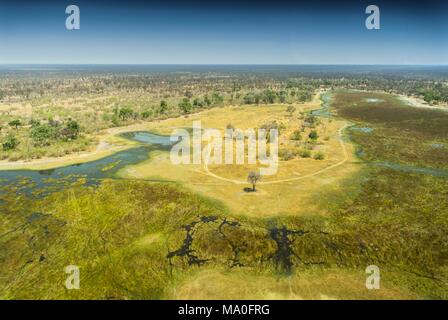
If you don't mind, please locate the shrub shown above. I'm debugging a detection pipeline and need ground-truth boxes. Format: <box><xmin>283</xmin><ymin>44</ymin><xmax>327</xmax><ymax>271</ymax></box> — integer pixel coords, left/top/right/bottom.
<box><xmin>29</xmin><ymin>119</ymin><xmax>41</xmax><ymax>127</ymax></box>
<box><xmin>118</xmin><ymin>106</ymin><xmax>134</xmax><ymax>121</ymax></box>
<box><xmin>290</xmin><ymin>130</ymin><xmax>302</xmax><ymax>141</ymax></box>
<box><xmin>159</xmin><ymin>100</ymin><xmax>168</xmax><ymax>114</ymax></box>
<box><xmin>313</xmin><ymin>152</ymin><xmax>325</xmax><ymax>160</ymax></box>
<box><xmin>304</xmin><ymin>114</ymin><xmax>319</xmax><ymax>126</ymax></box>
<box><xmin>279</xmin><ymin>149</ymin><xmax>295</xmax><ymax>161</ymax></box>
<box><xmin>111</xmin><ymin>115</ymin><xmax>120</xmax><ymax>127</ymax></box>
<box><xmin>60</xmin><ymin>119</ymin><xmax>80</xmax><ymax>141</ymax></box>
<box><xmin>178</xmin><ymin>98</ymin><xmax>192</xmax><ymax>114</ymax></box>
<box><xmin>2</xmin><ymin>134</ymin><xmax>19</xmax><ymax>151</ymax></box>
<box><xmin>212</xmin><ymin>92</ymin><xmax>224</xmax><ymax>105</ymax></box>
<box><xmin>141</xmin><ymin>110</ymin><xmax>152</xmax><ymax>119</ymax></box>
<box><xmin>193</xmin><ymin>98</ymin><xmax>204</xmax><ymax>108</ymax></box>
<box><xmin>30</xmin><ymin>124</ymin><xmax>55</xmax><ymax>146</ymax></box>
<box><xmin>286</xmin><ymin>105</ymin><xmax>296</xmax><ymax>115</ymax></box>
<box><xmin>309</xmin><ymin>130</ymin><xmax>319</xmax><ymax>140</ymax></box>
<box><xmin>299</xmin><ymin>149</ymin><xmax>311</xmax><ymax>158</ymax></box>
<box><xmin>8</xmin><ymin>119</ymin><xmax>22</xmax><ymax>129</ymax></box>
<box><xmin>261</xmin><ymin>120</ymin><xmax>285</xmax><ymax>136</ymax></box>
<box><xmin>243</xmin><ymin>92</ymin><xmax>259</xmax><ymax>104</ymax></box>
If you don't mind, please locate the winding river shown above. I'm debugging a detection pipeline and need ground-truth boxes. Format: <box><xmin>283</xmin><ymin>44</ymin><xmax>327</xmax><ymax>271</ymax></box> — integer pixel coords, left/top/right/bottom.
<box><xmin>0</xmin><ymin>132</ymin><xmax>177</xmax><ymax>196</ymax></box>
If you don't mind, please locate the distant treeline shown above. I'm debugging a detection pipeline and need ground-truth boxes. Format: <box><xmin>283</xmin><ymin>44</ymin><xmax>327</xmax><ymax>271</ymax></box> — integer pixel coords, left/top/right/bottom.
<box><xmin>0</xmin><ymin>68</ymin><xmax>447</xmax><ymax>104</ymax></box>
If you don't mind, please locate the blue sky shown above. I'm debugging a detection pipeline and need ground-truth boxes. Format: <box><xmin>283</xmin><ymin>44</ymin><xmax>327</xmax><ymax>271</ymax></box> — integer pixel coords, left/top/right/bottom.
<box><xmin>0</xmin><ymin>0</ymin><xmax>447</xmax><ymax>64</ymax></box>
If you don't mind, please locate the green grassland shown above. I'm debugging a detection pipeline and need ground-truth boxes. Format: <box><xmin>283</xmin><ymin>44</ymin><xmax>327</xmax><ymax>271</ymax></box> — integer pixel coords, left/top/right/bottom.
<box><xmin>2</xmin><ymin>172</ymin><xmax>446</xmax><ymax>299</ymax></box>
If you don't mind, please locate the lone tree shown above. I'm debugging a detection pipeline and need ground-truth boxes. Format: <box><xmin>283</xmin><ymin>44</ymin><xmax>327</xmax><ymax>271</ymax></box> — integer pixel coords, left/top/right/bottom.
<box><xmin>247</xmin><ymin>171</ymin><xmax>261</xmax><ymax>192</ymax></box>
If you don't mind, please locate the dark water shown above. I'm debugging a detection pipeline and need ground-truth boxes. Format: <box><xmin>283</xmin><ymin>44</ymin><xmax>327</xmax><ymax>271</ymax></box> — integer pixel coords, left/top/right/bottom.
<box><xmin>0</xmin><ymin>132</ymin><xmax>177</xmax><ymax>196</ymax></box>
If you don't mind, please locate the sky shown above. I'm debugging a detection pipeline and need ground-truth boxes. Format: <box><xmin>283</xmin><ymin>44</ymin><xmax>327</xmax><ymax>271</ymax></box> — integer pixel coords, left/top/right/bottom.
<box><xmin>0</xmin><ymin>0</ymin><xmax>447</xmax><ymax>65</ymax></box>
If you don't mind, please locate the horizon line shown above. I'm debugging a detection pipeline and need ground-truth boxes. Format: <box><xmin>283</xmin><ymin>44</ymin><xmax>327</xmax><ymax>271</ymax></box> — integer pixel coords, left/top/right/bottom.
<box><xmin>1</xmin><ymin>63</ymin><xmax>447</xmax><ymax>67</ymax></box>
